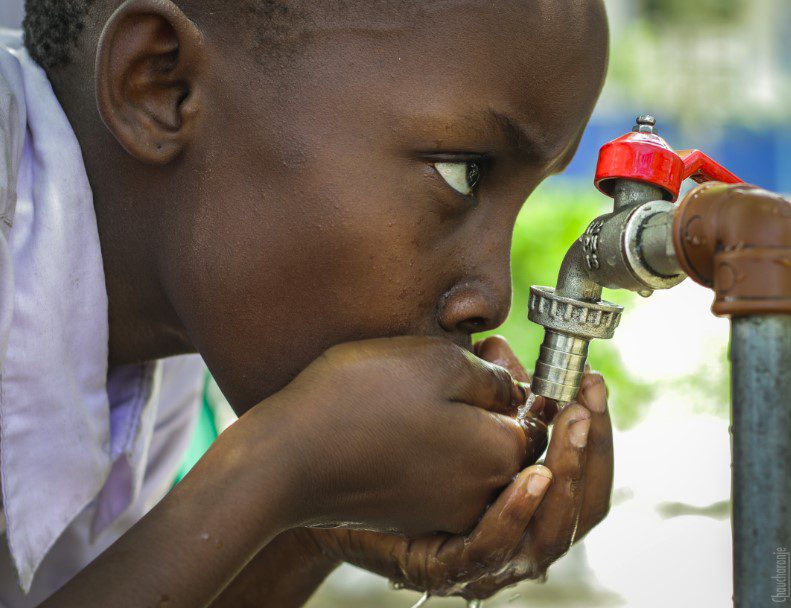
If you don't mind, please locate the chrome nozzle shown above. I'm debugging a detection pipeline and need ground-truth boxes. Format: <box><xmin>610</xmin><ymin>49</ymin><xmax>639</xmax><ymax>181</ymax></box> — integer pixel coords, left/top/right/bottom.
<box><xmin>528</xmin><ymin>286</ymin><xmax>623</xmax><ymax>402</ymax></box>
<box><xmin>531</xmin><ymin>330</ymin><xmax>591</xmax><ymax>403</ymax></box>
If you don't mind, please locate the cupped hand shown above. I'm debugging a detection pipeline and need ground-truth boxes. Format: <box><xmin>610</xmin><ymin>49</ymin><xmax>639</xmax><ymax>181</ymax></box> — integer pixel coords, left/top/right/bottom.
<box><xmin>266</xmin><ymin>336</ymin><xmax>535</xmax><ymax>536</ymax></box>
<box><xmin>297</xmin><ymin>336</ymin><xmax>614</xmax><ymax>600</ymax></box>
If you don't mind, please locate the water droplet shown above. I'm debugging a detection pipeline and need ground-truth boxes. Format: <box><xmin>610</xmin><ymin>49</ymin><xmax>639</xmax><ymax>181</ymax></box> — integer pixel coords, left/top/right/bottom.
<box><xmin>517</xmin><ymin>392</ymin><xmax>537</xmax><ymax>421</ymax></box>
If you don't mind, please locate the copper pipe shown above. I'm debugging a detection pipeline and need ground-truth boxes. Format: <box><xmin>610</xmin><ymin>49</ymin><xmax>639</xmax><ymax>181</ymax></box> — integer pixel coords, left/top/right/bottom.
<box><xmin>673</xmin><ymin>182</ymin><xmax>791</xmax><ymax>317</ymax></box>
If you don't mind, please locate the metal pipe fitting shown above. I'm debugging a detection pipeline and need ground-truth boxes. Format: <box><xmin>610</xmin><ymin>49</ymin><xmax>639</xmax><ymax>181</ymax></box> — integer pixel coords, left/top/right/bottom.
<box><xmin>673</xmin><ymin>182</ymin><xmax>791</xmax><ymax>316</ymax></box>
<box><xmin>529</xmin><ymin>174</ymin><xmax>687</xmax><ymax>403</ymax></box>
<box><xmin>528</xmin><ymin>285</ymin><xmax>622</xmax><ymax>402</ymax></box>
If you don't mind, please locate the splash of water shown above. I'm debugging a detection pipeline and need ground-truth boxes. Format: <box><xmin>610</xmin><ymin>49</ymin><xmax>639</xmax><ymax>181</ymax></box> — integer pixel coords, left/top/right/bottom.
<box><xmin>516</xmin><ymin>392</ymin><xmax>537</xmax><ymax>422</ymax></box>
<box><xmin>410</xmin><ymin>591</ymin><xmax>431</xmax><ymax>607</ymax></box>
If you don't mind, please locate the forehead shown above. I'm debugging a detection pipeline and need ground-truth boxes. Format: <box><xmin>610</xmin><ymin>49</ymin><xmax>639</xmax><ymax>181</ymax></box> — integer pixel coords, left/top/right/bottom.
<box><xmin>233</xmin><ymin>0</ymin><xmax>607</xmax><ymax>161</ymax></box>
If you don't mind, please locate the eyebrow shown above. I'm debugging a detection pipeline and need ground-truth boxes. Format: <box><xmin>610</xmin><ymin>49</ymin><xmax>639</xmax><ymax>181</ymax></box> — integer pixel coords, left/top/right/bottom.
<box><xmin>488</xmin><ymin>110</ymin><xmax>568</xmax><ymax>167</ymax></box>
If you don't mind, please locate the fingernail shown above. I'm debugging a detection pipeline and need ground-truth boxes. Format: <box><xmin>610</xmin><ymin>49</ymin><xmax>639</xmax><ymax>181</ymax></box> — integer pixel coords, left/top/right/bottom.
<box><xmin>569</xmin><ymin>417</ymin><xmax>591</xmax><ymax>448</ymax></box>
<box><xmin>527</xmin><ymin>470</ymin><xmax>552</xmax><ymax>497</ymax></box>
<box><xmin>512</xmin><ymin>379</ymin><xmax>529</xmax><ymax>405</ymax></box>
<box><xmin>582</xmin><ymin>379</ymin><xmax>607</xmax><ymax>414</ymax></box>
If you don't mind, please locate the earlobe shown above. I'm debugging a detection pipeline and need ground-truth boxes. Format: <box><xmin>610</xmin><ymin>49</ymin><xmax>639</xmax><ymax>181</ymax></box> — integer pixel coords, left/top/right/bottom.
<box><xmin>95</xmin><ymin>0</ymin><xmax>204</xmax><ymax>164</ymax></box>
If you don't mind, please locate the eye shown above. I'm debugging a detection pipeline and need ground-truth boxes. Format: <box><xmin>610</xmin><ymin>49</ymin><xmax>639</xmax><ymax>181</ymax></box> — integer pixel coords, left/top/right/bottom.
<box><xmin>434</xmin><ymin>161</ymin><xmax>482</xmax><ymax>196</ymax></box>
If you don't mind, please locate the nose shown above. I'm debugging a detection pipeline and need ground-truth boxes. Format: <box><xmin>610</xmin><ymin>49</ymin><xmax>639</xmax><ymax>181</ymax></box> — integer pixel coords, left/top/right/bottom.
<box><xmin>437</xmin><ymin>279</ymin><xmax>512</xmax><ymax>336</ymax></box>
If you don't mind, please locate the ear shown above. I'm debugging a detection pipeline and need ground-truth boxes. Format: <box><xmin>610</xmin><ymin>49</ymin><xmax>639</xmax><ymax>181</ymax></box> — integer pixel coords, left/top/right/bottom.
<box><xmin>95</xmin><ymin>0</ymin><xmax>205</xmax><ymax>164</ymax></box>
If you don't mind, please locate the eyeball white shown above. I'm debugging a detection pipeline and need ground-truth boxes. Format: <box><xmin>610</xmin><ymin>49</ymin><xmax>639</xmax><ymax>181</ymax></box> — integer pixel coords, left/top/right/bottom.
<box><xmin>434</xmin><ymin>161</ymin><xmax>480</xmax><ymax>196</ymax></box>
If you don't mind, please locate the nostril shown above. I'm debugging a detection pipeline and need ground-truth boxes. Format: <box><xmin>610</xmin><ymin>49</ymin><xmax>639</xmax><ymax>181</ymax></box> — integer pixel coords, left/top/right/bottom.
<box><xmin>464</xmin><ymin>317</ymin><xmax>487</xmax><ymax>330</ymax></box>
<box><xmin>438</xmin><ymin>283</ymin><xmax>508</xmax><ymax>335</ymax></box>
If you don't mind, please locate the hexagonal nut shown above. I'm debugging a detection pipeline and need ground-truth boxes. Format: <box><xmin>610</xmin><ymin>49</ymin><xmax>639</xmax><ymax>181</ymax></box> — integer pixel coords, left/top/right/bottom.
<box><xmin>528</xmin><ymin>286</ymin><xmax>624</xmax><ymax>340</ymax></box>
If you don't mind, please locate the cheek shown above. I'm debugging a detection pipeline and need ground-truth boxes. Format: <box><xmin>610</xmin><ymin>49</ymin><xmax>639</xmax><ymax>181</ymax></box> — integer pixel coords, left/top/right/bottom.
<box><xmin>162</xmin><ymin>160</ymin><xmax>458</xmax><ymax>409</ymax></box>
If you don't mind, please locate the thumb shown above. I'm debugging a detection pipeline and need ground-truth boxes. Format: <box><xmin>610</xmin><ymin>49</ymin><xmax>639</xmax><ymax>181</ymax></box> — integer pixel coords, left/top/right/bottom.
<box><xmin>475</xmin><ymin>335</ymin><xmax>530</xmax><ymax>382</ymax></box>
<box><xmin>476</xmin><ymin>335</ymin><xmax>558</xmax><ymax>424</ymax></box>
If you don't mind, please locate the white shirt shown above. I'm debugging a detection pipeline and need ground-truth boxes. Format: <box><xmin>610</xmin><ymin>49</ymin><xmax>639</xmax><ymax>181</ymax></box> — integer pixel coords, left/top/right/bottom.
<box><xmin>0</xmin><ymin>32</ymin><xmax>205</xmax><ymax>606</ymax></box>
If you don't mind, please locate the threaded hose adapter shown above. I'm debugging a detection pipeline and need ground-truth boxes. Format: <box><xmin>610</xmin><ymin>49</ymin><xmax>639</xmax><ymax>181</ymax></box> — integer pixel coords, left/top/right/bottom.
<box><xmin>528</xmin><ymin>286</ymin><xmax>623</xmax><ymax>402</ymax></box>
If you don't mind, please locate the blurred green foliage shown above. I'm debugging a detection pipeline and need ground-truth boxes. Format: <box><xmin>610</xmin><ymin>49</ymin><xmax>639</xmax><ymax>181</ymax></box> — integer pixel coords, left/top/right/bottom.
<box><xmin>640</xmin><ymin>0</ymin><xmax>741</xmax><ymax>22</ymax></box>
<box><xmin>477</xmin><ymin>182</ymin><xmax>656</xmax><ymax>430</ymax></box>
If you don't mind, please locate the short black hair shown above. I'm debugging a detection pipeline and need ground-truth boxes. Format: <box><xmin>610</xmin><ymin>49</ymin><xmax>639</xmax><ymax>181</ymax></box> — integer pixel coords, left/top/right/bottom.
<box><xmin>23</xmin><ymin>0</ymin><xmax>293</xmax><ymax>70</ymax></box>
<box><xmin>23</xmin><ymin>0</ymin><xmax>95</xmax><ymax>69</ymax></box>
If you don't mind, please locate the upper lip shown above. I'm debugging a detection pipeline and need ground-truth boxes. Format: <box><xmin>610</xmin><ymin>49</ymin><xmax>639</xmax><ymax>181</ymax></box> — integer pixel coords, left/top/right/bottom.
<box><xmin>451</xmin><ymin>333</ymin><xmax>474</xmax><ymax>353</ymax></box>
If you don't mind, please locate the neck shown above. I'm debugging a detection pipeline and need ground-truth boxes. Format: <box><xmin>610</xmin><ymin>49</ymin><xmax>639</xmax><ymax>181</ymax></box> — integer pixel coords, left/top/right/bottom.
<box><xmin>49</xmin><ymin>66</ymin><xmax>195</xmax><ymax>366</ymax></box>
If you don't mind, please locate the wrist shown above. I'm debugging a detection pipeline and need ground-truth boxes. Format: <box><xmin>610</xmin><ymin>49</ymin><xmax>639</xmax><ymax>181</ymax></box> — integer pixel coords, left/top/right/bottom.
<box><xmin>199</xmin><ymin>394</ymin><xmax>309</xmax><ymax>539</ymax></box>
<box><xmin>209</xmin><ymin>529</ymin><xmax>340</xmax><ymax>608</ymax></box>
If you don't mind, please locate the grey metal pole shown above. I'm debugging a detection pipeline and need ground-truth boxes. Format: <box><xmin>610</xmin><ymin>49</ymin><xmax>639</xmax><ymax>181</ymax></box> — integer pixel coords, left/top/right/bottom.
<box><xmin>731</xmin><ymin>314</ymin><xmax>791</xmax><ymax>606</ymax></box>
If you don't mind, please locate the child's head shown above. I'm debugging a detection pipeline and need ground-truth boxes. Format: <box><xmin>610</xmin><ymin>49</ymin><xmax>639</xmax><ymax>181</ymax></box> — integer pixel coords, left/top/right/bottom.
<box><xmin>27</xmin><ymin>0</ymin><xmax>608</xmax><ymax>410</ymax></box>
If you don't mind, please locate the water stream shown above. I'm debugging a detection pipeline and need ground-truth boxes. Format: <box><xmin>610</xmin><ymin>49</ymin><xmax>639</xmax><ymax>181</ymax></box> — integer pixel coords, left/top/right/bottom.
<box><xmin>408</xmin><ymin>593</ymin><xmax>482</xmax><ymax>608</ymax></box>
<box><xmin>516</xmin><ymin>392</ymin><xmax>537</xmax><ymax>422</ymax></box>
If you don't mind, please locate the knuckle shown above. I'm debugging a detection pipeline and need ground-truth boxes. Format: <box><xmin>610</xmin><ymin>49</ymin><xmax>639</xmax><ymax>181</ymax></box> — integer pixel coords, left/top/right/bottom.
<box><xmin>319</xmin><ymin>342</ymin><xmax>357</xmax><ymax>371</ymax></box>
<box><xmin>466</xmin><ymin>544</ymin><xmax>507</xmax><ymax>571</ymax></box>
<box><xmin>425</xmin><ymin>339</ymin><xmax>466</xmax><ymax>375</ymax></box>
<box><xmin>487</xmin><ymin>451</ymin><xmax>520</xmax><ymax>488</ymax></box>
<box><xmin>562</xmin><ymin>402</ymin><xmax>590</xmax><ymax>422</ymax></box>
<box><xmin>493</xmin><ymin>367</ymin><xmax>514</xmax><ymax>405</ymax></box>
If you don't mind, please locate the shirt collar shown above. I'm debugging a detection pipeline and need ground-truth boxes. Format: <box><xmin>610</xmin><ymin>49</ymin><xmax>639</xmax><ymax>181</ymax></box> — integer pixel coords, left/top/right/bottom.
<box><xmin>0</xmin><ymin>41</ymin><xmax>156</xmax><ymax>593</ymax></box>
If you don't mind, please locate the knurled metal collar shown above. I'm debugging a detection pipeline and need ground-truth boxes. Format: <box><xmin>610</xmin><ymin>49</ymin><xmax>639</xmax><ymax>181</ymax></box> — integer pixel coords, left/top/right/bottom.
<box><xmin>528</xmin><ymin>286</ymin><xmax>624</xmax><ymax>340</ymax></box>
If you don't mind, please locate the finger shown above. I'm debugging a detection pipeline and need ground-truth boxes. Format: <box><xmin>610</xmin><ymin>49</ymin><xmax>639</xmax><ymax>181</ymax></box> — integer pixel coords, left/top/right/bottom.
<box><xmin>475</xmin><ymin>336</ymin><xmax>531</xmax><ymax>417</ymax></box>
<box><xmin>523</xmin><ymin>365</ymin><xmax>592</xmax><ymax>426</ymax></box>
<box><xmin>518</xmin><ymin>414</ymin><xmax>549</xmax><ymax>464</ymax></box>
<box><xmin>525</xmin><ymin>395</ymin><xmax>559</xmax><ymax>426</ymax></box>
<box><xmin>524</xmin><ymin>403</ymin><xmax>590</xmax><ymax>573</ymax></box>
<box><xmin>461</xmin><ymin>464</ymin><xmax>553</xmax><ymax>572</ymax></box>
<box><xmin>473</xmin><ymin>336</ymin><xmax>559</xmax><ymax>424</ymax></box>
<box><xmin>475</xmin><ymin>335</ymin><xmax>530</xmax><ymax>382</ymax></box>
<box><xmin>449</xmin><ymin>347</ymin><xmax>526</xmax><ymax>414</ymax></box>
<box><xmin>574</xmin><ymin>371</ymin><xmax>614</xmax><ymax>539</ymax></box>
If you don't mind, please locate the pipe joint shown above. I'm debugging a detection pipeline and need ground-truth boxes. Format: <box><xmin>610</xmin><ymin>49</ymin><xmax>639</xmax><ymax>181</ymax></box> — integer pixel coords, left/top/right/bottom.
<box><xmin>673</xmin><ymin>182</ymin><xmax>791</xmax><ymax>316</ymax></box>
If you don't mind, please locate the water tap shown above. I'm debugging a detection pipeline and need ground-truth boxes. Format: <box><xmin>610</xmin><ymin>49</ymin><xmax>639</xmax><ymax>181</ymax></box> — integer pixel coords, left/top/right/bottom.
<box><xmin>528</xmin><ymin>115</ymin><xmax>743</xmax><ymax>403</ymax></box>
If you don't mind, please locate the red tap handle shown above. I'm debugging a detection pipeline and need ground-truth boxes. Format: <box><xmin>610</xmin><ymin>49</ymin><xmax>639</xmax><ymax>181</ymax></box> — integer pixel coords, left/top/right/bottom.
<box><xmin>677</xmin><ymin>149</ymin><xmax>742</xmax><ymax>185</ymax></box>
